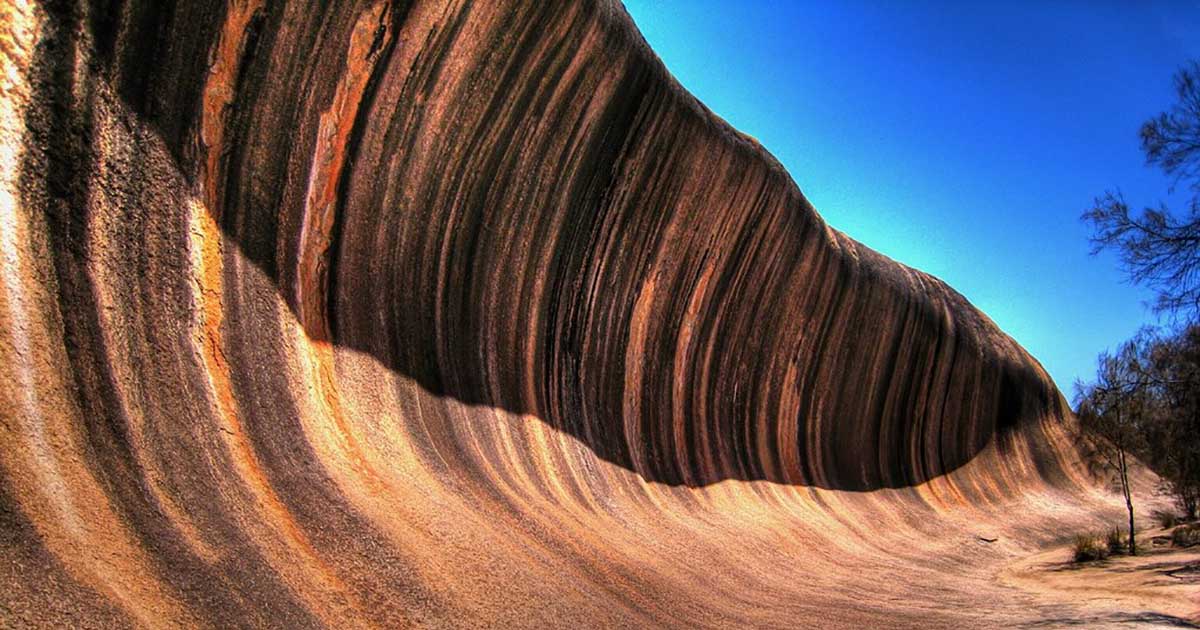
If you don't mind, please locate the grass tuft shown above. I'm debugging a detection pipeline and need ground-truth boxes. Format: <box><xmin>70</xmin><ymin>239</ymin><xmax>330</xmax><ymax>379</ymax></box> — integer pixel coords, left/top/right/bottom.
<box><xmin>1106</xmin><ymin>527</ymin><xmax>1129</xmax><ymax>554</ymax></box>
<box><xmin>1072</xmin><ymin>532</ymin><xmax>1110</xmax><ymax>563</ymax></box>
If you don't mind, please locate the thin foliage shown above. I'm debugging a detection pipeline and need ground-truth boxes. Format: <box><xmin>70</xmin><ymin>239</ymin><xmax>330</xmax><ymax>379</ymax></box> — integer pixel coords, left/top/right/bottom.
<box><xmin>1084</xmin><ymin>61</ymin><xmax>1200</xmax><ymax>319</ymax></box>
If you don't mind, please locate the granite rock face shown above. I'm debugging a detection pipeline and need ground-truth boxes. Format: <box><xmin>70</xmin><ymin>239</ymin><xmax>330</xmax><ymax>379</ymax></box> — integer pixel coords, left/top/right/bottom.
<box><xmin>1</xmin><ymin>1</ymin><xmax>1115</xmax><ymax>627</ymax></box>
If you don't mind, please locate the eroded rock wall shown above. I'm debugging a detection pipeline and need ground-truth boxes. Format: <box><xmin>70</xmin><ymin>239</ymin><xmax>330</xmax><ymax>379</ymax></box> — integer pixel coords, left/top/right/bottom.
<box><xmin>1</xmin><ymin>1</ymin><xmax>1113</xmax><ymax>627</ymax></box>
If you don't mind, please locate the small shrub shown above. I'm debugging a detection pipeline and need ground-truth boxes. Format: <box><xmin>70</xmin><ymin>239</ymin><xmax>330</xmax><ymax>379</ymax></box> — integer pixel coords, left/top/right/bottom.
<box><xmin>1106</xmin><ymin>527</ymin><xmax>1129</xmax><ymax>555</ymax></box>
<box><xmin>1155</xmin><ymin>510</ymin><xmax>1179</xmax><ymax>529</ymax></box>
<box><xmin>1073</xmin><ymin>533</ymin><xmax>1110</xmax><ymax>562</ymax></box>
<box><xmin>1173</xmin><ymin>523</ymin><xmax>1200</xmax><ymax>548</ymax></box>
<box><xmin>1169</xmin><ymin>481</ymin><xmax>1199</xmax><ymax>523</ymax></box>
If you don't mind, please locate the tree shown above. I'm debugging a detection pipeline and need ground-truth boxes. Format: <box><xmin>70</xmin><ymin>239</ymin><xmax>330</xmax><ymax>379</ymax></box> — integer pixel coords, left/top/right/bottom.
<box><xmin>1140</xmin><ymin>325</ymin><xmax>1200</xmax><ymax>520</ymax></box>
<box><xmin>1080</xmin><ymin>60</ymin><xmax>1200</xmax><ymax>536</ymax></box>
<box><xmin>1075</xmin><ymin>338</ymin><xmax>1150</xmax><ymax>555</ymax></box>
<box><xmin>1084</xmin><ymin>61</ymin><xmax>1200</xmax><ymax>320</ymax></box>
<box><xmin>1079</xmin><ymin>325</ymin><xmax>1200</xmax><ymax>527</ymax></box>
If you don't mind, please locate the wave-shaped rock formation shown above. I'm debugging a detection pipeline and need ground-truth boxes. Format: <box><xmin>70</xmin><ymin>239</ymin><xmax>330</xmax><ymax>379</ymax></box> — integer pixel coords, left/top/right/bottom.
<box><xmin>1</xmin><ymin>1</ymin><xmax>1130</xmax><ymax>627</ymax></box>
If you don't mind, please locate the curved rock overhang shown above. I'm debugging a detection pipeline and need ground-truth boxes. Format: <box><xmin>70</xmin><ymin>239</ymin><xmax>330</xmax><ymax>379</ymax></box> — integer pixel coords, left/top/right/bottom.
<box><xmin>0</xmin><ymin>1</ymin><xmax>1117</xmax><ymax>627</ymax></box>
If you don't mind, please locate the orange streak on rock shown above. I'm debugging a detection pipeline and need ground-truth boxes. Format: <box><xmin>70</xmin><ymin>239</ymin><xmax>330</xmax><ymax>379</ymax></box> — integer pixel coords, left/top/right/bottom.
<box><xmin>195</xmin><ymin>11</ymin><xmax>331</xmax><ymax>592</ymax></box>
<box><xmin>191</xmin><ymin>6</ymin><xmax>407</xmax><ymax>621</ymax></box>
<box><xmin>292</xmin><ymin>2</ymin><xmax>397</xmax><ymax>499</ymax></box>
<box><xmin>672</xmin><ymin>262</ymin><xmax>714</xmax><ymax>486</ymax></box>
<box><xmin>297</xmin><ymin>1</ymin><xmax>393</xmax><ymax>340</ymax></box>
<box><xmin>200</xmin><ymin>0</ymin><xmax>263</xmax><ymax>211</ymax></box>
<box><xmin>302</xmin><ymin>338</ymin><xmax>387</xmax><ymax>496</ymax></box>
<box><xmin>189</xmin><ymin>201</ymin><xmax>365</xmax><ymax>627</ymax></box>
<box><xmin>623</xmin><ymin>272</ymin><xmax>655</xmax><ymax>475</ymax></box>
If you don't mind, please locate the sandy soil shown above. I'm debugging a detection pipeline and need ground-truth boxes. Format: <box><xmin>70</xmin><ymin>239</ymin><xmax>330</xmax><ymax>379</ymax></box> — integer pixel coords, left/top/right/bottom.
<box><xmin>1000</xmin><ymin>527</ymin><xmax>1200</xmax><ymax>628</ymax></box>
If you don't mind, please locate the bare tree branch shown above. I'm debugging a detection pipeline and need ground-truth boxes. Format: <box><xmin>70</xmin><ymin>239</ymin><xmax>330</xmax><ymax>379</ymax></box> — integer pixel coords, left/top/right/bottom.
<box><xmin>1084</xmin><ymin>61</ymin><xmax>1200</xmax><ymax>320</ymax></box>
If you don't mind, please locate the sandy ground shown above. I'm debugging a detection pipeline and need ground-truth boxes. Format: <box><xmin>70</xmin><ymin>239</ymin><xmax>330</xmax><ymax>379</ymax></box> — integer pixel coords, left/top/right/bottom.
<box><xmin>1000</xmin><ymin>527</ymin><xmax>1200</xmax><ymax>628</ymax></box>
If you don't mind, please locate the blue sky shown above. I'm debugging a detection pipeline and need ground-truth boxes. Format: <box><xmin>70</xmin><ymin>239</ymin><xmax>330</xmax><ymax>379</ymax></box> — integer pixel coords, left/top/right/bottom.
<box><xmin>622</xmin><ymin>1</ymin><xmax>1200</xmax><ymax>392</ymax></box>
